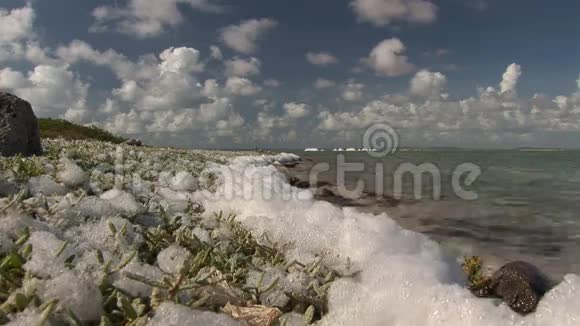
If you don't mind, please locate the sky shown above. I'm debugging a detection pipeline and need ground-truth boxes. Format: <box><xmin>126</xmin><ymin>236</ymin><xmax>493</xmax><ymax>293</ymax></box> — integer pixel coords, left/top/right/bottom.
<box><xmin>1</xmin><ymin>0</ymin><xmax>580</xmax><ymax>149</ymax></box>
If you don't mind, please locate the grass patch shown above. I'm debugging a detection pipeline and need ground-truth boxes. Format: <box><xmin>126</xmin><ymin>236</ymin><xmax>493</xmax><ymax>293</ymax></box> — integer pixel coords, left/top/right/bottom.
<box><xmin>38</xmin><ymin>118</ymin><xmax>127</xmax><ymax>144</ymax></box>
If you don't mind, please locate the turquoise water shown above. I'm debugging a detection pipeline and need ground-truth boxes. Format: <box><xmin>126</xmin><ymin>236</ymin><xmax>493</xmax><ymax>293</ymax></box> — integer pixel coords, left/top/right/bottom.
<box><xmin>293</xmin><ymin>150</ymin><xmax>580</xmax><ymax>278</ymax></box>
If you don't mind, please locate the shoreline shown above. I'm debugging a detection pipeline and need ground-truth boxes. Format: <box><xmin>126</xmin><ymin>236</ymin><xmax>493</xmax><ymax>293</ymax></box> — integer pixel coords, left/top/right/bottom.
<box><xmin>276</xmin><ymin>156</ymin><xmax>571</xmax><ymax>281</ymax></box>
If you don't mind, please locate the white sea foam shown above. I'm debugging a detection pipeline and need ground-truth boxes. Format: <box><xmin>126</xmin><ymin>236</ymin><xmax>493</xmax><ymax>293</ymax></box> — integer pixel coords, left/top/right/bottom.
<box><xmin>203</xmin><ymin>153</ymin><xmax>580</xmax><ymax>326</ymax></box>
<box><xmin>57</xmin><ymin>158</ymin><xmax>88</xmax><ymax>189</ymax></box>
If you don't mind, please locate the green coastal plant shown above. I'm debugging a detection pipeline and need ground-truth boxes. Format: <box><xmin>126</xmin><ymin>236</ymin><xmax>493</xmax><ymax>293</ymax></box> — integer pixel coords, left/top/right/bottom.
<box><xmin>462</xmin><ymin>256</ymin><xmax>488</xmax><ymax>289</ymax></box>
<box><xmin>0</xmin><ymin>155</ymin><xmax>45</xmax><ymax>181</ymax></box>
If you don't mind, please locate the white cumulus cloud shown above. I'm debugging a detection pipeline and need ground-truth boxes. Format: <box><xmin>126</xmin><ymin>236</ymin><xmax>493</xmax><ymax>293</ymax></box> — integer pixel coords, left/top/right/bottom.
<box><xmin>410</xmin><ymin>70</ymin><xmax>447</xmax><ymax>97</ymax></box>
<box><xmin>0</xmin><ymin>64</ymin><xmax>90</xmax><ymax>119</ymax></box>
<box><xmin>159</xmin><ymin>47</ymin><xmax>204</xmax><ymax>74</ymax></box>
<box><xmin>342</xmin><ymin>80</ymin><xmax>365</xmax><ymax>101</ymax></box>
<box><xmin>306</xmin><ymin>52</ymin><xmax>338</xmax><ymax>66</ymax></box>
<box><xmin>220</xmin><ymin>18</ymin><xmax>277</xmax><ymax>54</ymax></box>
<box><xmin>363</xmin><ymin>38</ymin><xmax>414</xmax><ymax>77</ymax></box>
<box><xmin>500</xmin><ymin>63</ymin><xmax>522</xmax><ymax>93</ymax></box>
<box><xmin>284</xmin><ymin>102</ymin><xmax>310</xmax><ymax>119</ymax></box>
<box><xmin>0</xmin><ymin>5</ymin><xmax>35</xmax><ymax>43</ymax></box>
<box><xmin>209</xmin><ymin>45</ymin><xmax>223</xmax><ymax>60</ymax></box>
<box><xmin>91</xmin><ymin>0</ymin><xmax>225</xmax><ymax>38</ymax></box>
<box><xmin>225</xmin><ymin>77</ymin><xmax>262</xmax><ymax>96</ymax></box>
<box><xmin>315</xmin><ymin>78</ymin><xmax>336</xmax><ymax>89</ymax></box>
<box><xmin>224</xmin><ymin>57</ymin><xmax>261</xmax><ymax>77</ymax></box>
<box><xmin>350</xmin><ymin>0</ymin><xmax>437</xmax><ymax>26</ymax></box>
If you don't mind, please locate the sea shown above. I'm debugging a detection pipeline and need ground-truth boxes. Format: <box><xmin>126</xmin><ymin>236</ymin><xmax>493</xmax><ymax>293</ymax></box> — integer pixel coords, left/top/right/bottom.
<box><xmin>287</xmin><ymin>149</ymin><xmax>580</xmax><ymax>279</ymax></box>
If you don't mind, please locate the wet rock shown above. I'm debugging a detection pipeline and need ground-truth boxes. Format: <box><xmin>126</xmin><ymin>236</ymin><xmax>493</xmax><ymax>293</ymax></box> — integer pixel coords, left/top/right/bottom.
<box><xmin>0</xmin><ymin>92</ymin><xmax>43</xmax><ymax>157</ymax></box>
<box><xmin>470</xmin><ymin>261</ymin><xmax>553</xmax><ymax>314</ymax></box>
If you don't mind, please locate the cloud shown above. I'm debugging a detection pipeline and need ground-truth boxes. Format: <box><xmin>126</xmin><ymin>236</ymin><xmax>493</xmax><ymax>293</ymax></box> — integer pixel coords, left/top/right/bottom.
<box><xmin>220</xmin><ymin>18</ymin><xmax>277</xmax><ymax>54</ymax></box>
<box><xmin>210</xmin><ymin>45</ymin><xmax>223</xmax><ymax>60</ymax></box>
<box><xmin>342</xmin><ymin>80</ymin><xmax>365</xmax><ymax>101</ymax></box>
<box><xmin>306</xmin><ymin>52</ymin><xmax>338</xmax><ymax>66</ymax></box>
<box><xmin>159</xmin><ymin>47</ymin><xmax>204</xmax><ymax>74</ymax></box>
<box><xmin>410</xmin><ymin>70</ymin><xmax>447</xmax><ymax>98</ymax></box>
<box><xmin>101</xmin><ymin>95</ymin><xmax>246</xmax><ymax>136</ymax></box>
<box><xmin>0</xmin><ymin>68</ymin><xmax>29</xmax><ymax>89</ymax></box>
<box><xmin>0</xmin><ymin>64</ymin><xmax>89</xmax><ymax>119</ymax></box>
<box><xmin>0</xmin><ymin>5</ymin><xmax>35</xmax><ymax>43</ymax></box>
<box><xmin>56</xmin><ymin>40</ymin><xmax>155</xmax><ymax>81</ymax></box>
<box><xmin>225</xmin><ymin>77</ymin><xmax>262</xmax><ymax>96</ymax></box>
<box><xmin>264</xmin><ymin>79</ymin><xmax>281</xmax><ymax>87</ymax></box>
<box><xmin>423</xmin><ymin>48</ymin><xmax>450</xmax><ymax>57</ymax></box>
<box><xmin>350</xmin><ymin>0</ymin><xmax>437</xmax><ymax>26</ymax></box>
<box><xmin>500</xmin><ymin>63</ymin><xmax>522</xmax><ymax>94</ymax></box>
<box><xmin>314</xmin><ymin>78</ymin><xmax>336</xmax><ymax>89</ymax></box>
<box><xmin>58</xmin><ymin>42</ymin><xmax>206</xmax><ymax>110</ymax></box>
<box><xmin>90</xmin><ymin>0</ymin><xmax>225</xmax><ymax>38</ymax></box>
<box><xmin>253</xmin><ymin>102</ymin><xmax>311</xmax><ymax>139</ymax></box>
<box><xmin>363</xmin><ymin>38</ymin><xmax>414</xmax><ymax>77</ymax></box>
<box><xmin>224</xmin><ymin>57</ymin><xmax>261</xmax><ymax>77</ymax></box>
<box><xmin>284</xmin><ymin>102</ymin><xmax>310</xmax><ymax>119</ymax></box>
<box><xmin>0</xmin><ymin>5</ymin><xmax>41</xmax><ymax>63</ymax></box>
<box><xmin>316</xmin><ymin>67</ymin><xmax>580</xmax><ymax>147</ymax></box>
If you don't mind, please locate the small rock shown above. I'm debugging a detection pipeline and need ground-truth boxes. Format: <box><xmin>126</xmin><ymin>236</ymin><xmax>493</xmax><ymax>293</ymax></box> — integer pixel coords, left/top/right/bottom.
<box><xmin>0</xmin><ymin>178</ymin><xmax>22</xmax><ymax>196</ymax></box>
<box><xmin>470</xmin><ymin>261</ymin><xmax>553</xmax><ymax>314</ymax></box>
<box><xmin>0</xmin><ymin>92</ymin><xmax>43</xmax><ymax>157</ymax></box>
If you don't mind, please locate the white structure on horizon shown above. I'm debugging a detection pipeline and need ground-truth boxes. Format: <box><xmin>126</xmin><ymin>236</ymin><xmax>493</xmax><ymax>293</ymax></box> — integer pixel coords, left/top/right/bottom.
<box><xmin>331</xmin><ymin>147</ymin><xmax>377</xmax><ymax>152</ymax></box>
<box><xmin>304</xmin><ymin>148</ymin><xmax>320</xmax><ymax>152</ymax></box>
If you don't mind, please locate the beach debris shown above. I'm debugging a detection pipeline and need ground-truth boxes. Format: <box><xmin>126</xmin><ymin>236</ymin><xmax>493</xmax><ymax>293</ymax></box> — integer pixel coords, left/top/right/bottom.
<box><xmin>222</xmin><ymin>302</ymin><xmax>282</xmax><ymax>326</ymax></box>
<box><xmin>465</xmin><ymin>258</ymin><xmax>553</xmax><ymax>315</ymax></box>
<box><xmin>149</xmin><ymin>302</ymin><xmax>241</xmax><ymax>326</ymax></box>
<box><xmin>0</xmin><ymin>92</ymin><xmax>43</xmax><ymax>157</ymax></box>
<box><xmin>124</xmin><ymin>139</ymin><xmax>143</xmax><ymax>147</ymax></box>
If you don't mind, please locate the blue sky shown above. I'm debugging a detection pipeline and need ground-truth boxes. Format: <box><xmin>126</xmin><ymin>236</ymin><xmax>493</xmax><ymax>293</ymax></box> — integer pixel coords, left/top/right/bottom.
<box><xmin>1</xmin><ymin>0</ymin><xmax>580</xmax><ymax>149</ymax></box>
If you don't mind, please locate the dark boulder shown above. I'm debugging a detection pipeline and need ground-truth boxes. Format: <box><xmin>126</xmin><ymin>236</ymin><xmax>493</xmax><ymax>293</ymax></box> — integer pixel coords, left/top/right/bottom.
<box><xmin>0</xmin><ymin>92</ymin><xmax>43</xmax><ymax>157</ymax></box>
<box><xmin>470</xmin><ymin>261</ymin><xmax>553</xmax><ymax>315</ymax></box>
<box><xmin>124</xmin><ymin>139</ymin><xmax>143</xmax><ymax>147</ymax></box>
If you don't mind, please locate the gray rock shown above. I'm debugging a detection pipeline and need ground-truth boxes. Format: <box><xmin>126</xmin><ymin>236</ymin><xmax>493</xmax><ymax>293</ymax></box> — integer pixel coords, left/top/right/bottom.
<box><xmin>0</xmin><ymin>179</ymin><xmax>26</xmax><ymax>197</ymax></box>
<box><xmin>470</xmin><ymin>261</ymin><xmax>553</xmax><ymax>315</ymax></box>
<box><xmin>0</xmin><ymin>92</ymin><xmax>43</xmax><ymax>157</ymax></box>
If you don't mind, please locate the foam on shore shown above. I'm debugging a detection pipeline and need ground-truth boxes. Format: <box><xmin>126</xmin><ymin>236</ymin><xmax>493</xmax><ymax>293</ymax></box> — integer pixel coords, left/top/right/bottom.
<box><xmin>205</xmin><ymin>153</ymin><xmax>580</xmax><ymax>326</ymax></box>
